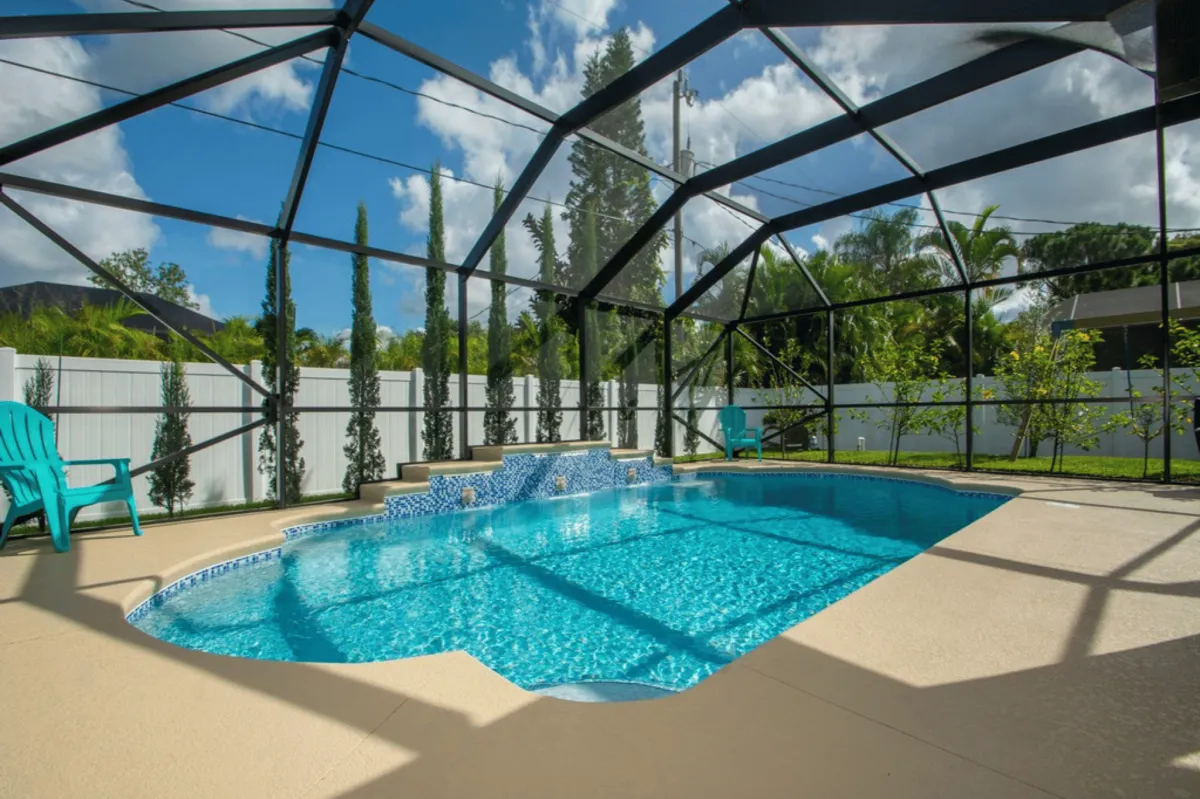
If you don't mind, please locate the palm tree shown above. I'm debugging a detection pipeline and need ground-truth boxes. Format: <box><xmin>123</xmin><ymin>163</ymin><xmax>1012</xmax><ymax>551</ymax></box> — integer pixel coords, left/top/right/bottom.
<box><xmin>918</xmin><ymin>205</ymin><xmax>1020</xmax><ymax>308</ymax></box>
<box><xmin>694</xmin><ymin>242</ymin><xmax>749</xmax><ymax>319</ymax></box>
<box><xmin>295</xmin><ymin>328</ymin><xmax>348</xmax><ymax>368</ymax></box>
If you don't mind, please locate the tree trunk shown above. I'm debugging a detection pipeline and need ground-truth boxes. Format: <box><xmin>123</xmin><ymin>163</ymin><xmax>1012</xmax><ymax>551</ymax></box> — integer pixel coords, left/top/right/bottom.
<box><xmin>1009</xmin><ymin>407</ymin><xmax>1031</xmax><ymax>461</ymax></box>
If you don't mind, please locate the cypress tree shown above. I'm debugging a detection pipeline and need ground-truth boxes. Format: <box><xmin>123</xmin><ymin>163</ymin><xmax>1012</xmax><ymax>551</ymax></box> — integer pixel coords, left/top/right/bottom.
<box><xmin>421</xmin><ymin>163</ymin><xmax>454</xmax><ymax>460</ymax></box>
<box><xmin>343</xmin><ymin>202</ymin><xmax>386</xmax><ymax>493</ymax></box>
<box><xmin>580</xmin><ymin>199</ymin><xmax>605</xmax><ymax>440</ymax></box>
<box><xmin>563</xmin><ymin>29</ymin><xmax>666</xmax><ymax>451</ymax></box>
<box><xmin>258</xmin><ymin>235</ymin><xmax>306</xmax><ymax>503</ymax></box>
<box><xmin>525</xmin><ymin>203</ymin><xmax>562</xmax><ymax>443</ymax></box>
<box><xmin>148</xmin><ymin>351</ymin><xmax>194</xmax><ymax>517</ymax></box>
<box><xmin>22</xmin><ymin>359</ymin><xmax>54</xmax><ymax>416</ymax></box>
<box><xmin>483</xmin><ymin>180</ymin><xmax>518</xmax><ymax>445</ymax></box>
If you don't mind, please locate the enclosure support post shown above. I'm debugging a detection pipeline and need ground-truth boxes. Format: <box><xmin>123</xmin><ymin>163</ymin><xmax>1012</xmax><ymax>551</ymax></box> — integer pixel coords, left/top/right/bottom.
<box><xmin>725</xmin><ymin>325</ymin><xmax>735</xmax><ymax>406</ymax></box>
<box><xmin>662</xmin><ymin>316</ymin><xmax>673</xmax><ymax>458</ymax></box>
<box><xmin>578</xmin><ymin>299</ymin><xmax>589</xmax><ymax>433</ymax></box>
<box><xmin>826</xmin><ymin>309</ymin><xmax>835</xmax><ymax>464</ymax></box>
<box><xmin>1156</xmin><ymin>93</ymin><xmax>1172</xmax><ymax>483</ymax></box>
<box><xmin>458</xmin><ymin>272</ymin><xmax>469</xmax><ymax>460</ymax></box>
<box><xmin>965</xmin><ymin>286</ymin><xmax>974</xmax><ymax>471</ymax></box>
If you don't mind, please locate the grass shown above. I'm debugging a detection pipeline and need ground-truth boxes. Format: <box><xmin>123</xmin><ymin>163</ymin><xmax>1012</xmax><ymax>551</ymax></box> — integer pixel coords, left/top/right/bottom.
<box><xmin>5</xmin><ymin>491</ymin><xmax>354</xmax><ymax>540</ymax></box>
<box><xmin>674</xmin><ymin>448</ymin><xmax>1200</xmax><ymax>482</ymax></box>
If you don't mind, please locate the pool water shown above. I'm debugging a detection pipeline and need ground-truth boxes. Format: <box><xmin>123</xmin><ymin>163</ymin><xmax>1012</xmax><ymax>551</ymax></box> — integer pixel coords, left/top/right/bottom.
<box><xmin>132</xmin><ymin>474</ymin><xmax>1008</xmax><ymax>692</ymax></box>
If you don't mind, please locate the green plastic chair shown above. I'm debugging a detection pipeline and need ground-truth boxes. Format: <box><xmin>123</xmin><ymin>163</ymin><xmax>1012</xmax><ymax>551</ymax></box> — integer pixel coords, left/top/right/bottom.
<box><xmin>0</xmin><ymin>401</ymin><xmax>142</xmax><ymax>552</ymax></box>
<box><xmin>718</xmin><ymin>404</ymin><xmax>762</xmax><ymax>462</ymax></box>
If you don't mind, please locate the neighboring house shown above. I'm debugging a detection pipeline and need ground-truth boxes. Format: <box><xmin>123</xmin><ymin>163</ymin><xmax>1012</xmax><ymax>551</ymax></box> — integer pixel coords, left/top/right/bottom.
<box><xmin>0</xmin><ymin>281</ymin><xmax>224</xmax><ymax>338</ymax></box>
<box><xmin>1049</xmin><ymin>280</ymin><xmax>1200</xmax><ymax>370</ymax></box>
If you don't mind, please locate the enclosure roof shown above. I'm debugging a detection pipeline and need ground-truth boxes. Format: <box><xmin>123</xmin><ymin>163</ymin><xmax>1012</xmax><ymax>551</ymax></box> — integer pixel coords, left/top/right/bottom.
<box><xmin>0</xmin><ymin>0</ymin><xmax>1198</xmax><ymax>334</ymax></box>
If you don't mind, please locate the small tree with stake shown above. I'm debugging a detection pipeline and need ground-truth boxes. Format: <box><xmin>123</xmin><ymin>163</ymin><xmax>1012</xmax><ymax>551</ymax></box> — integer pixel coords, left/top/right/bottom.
<box><xmin>148</xmin><ymin>349</ymin><xmax>194</xmax><ymax>517</ymax></box>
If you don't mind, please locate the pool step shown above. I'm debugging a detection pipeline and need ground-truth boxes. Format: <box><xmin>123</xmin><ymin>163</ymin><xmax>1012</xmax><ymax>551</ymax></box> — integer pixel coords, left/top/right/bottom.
<box><xmin>400</xmin><ymin>460</ymin><xmax>502</xmax><ymax>482</ymax></box>
<box><xmin>375</xmin><ymin>441</ymin><xmax>668</xmax><ymax>503</ymax></box>
<box><xmin>359</xmin><ymin>480</ymin><xmax>429</xmax><ymax>505</ymax></box>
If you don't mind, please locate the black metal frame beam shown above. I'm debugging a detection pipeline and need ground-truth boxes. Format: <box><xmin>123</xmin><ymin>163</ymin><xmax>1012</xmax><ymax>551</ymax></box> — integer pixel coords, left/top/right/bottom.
<box><xmin>0</xmin><ymin>9</ymin><xmax>339</xmax><ymax>40</ymax></box>
<box><xmin>0</xmin><ymin>191</ymin><xmax>269</xmax><ymax>398</ymax></box>
<box><xmin>459</xmin><ymin>4</ymin><xmax>745</xmax><ymax>277</ymax></box>
<box><xmin>589</xmin><ymin>36</ymin><xmax>1080</xmax><ymax>306</ymax></box>
<box><xmin>0</xmin><ymin>29</ymin><xmax>337</xmax><ymax>168</ymax></box>
<box><xmin>269</xmin><ymin>0</ymin><xmax>373</xmax><ymax>506</ymax></box>
<box><xmin>357</xmin><ymin>21</ymin><xmax>766</xmax><ymax>227</ymax></box>
<box><xmin>128</xmin><ymin>417</ymin><xmax>268</xmax><ymax>480</ymax></box>
<box><xmin>741</xmin><ymin>243</ymin><xmax>1200</xmax><ymax>325</ymax></box>
<box><xmin>672</xmin><ymin>328</ymin><xmax>729</xmax><ymax>404</ymax></box>
<box><xmin>0</xmin><ymin>170</ymin><xmax>727</xmax><ymax>325</ymax></box>
<box><xmin>775</xmin><ymin>235</ymin><xmax>830</xmax><ymax>308</ymax></box>
<box><xmin>734</xmin><ymin>326</ymin><xmax>826</xmax><ymax>402</ymax></box>
<box><xmin>739</xmin><ymin>0</ymin><xmax>1130</xmax><ymax>26</ymax></box>
<box><xmin>677</xmin><ymin>90</ymin><xmax>1200</xmax><ymax>319</ymax></box>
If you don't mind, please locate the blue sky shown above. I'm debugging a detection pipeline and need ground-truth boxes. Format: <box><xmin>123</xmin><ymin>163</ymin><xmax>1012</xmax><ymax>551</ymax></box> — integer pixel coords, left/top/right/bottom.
<box><xmin>0</xmin><ymin>0</ymin><xmax>1192</xmax><ymax>337</ymax></box>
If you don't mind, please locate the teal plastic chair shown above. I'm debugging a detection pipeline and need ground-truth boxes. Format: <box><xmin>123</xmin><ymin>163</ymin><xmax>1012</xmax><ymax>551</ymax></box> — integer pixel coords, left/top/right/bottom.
<box><xmin>718</xmin><ymin>404</ymin><xmax>762</xmax><ymax>461</ymax></box>
<box><xmin>0</xmin><ymin>402</ymin><xmax>142</xmax><ymax>552</ymax></box>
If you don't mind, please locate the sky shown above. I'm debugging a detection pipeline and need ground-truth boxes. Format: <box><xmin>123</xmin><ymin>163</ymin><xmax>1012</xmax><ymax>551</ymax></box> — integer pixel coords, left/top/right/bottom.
<box><xmin>0</xmin><ymin>0</ymin><xmax>1198</xmax><ymax>338</ymax></box>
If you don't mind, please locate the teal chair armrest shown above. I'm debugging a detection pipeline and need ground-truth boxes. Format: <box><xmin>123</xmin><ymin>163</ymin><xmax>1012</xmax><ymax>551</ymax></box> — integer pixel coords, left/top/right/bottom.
<box><xmin>63</xmin><ymin>458</ymin><xmax>131</xmax><ymax>466</ymax></box>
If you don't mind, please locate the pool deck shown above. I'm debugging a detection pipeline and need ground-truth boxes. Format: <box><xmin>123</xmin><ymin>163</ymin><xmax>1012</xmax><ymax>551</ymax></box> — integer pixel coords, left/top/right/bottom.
<box><xmin>2</xmin><ymin>462</ymin><xmax>1199</xmax><ymax>798</ymax></box>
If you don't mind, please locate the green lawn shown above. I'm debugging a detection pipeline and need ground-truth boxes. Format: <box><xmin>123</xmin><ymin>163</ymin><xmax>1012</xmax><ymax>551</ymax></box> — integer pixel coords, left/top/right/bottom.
<box><xmin>674</xmin><ymin>448</ymin><xmax>1200</xmax><ymax>481</ymax></box>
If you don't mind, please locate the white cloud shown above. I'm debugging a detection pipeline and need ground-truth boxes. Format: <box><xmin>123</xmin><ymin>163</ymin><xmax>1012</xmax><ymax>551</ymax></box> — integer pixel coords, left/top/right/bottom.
<box><xmin>187</xmin><ymin>285</ymin><xmax>219</xmax><ymax>319</ymax></box>
<box><xmin>74</xmin><ymin>0</ymin><xmax>333</xmax><ymax>121</ymax></box>
<box><xmin>0</xmin><ymin>37</ymin><xmax>160</xmax><ymax>287</ymax></box>
<box><xmin>206</xmin><ymin>218</ymin><xmax>269</xmax><ymax>258</ymax></box>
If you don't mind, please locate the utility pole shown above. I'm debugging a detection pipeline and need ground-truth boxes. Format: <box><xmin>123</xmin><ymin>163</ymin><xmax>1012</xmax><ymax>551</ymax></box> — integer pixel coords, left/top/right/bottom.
<box><xmin>672</xmin><ymin>69</ymin><xmax>697</xmax><ymax>300</ymax></box>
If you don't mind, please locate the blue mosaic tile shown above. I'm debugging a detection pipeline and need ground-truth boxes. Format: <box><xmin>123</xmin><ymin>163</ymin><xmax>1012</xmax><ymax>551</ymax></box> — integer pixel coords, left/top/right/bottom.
<box><xmin>126</xmin><ymin>547</ymin><xmax>282</xmax><ymax>623</ymax></box>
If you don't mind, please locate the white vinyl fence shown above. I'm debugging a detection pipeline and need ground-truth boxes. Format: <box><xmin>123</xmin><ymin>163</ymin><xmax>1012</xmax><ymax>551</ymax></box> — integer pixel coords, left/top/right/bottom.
<box><xmin>1</xmin><ymin>348</ymin><xmax>1196</xmax><ymax>522</ymax></box>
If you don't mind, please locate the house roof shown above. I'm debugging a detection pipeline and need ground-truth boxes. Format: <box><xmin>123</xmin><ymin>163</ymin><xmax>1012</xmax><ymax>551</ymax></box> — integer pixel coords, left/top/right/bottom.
<box><xmin>0</xmin><ymin>281</ymin><xmax>225</xmax><ymax>337</ymax></box>
<box><xmin>1049</xmin><ymin>280</ymin><xmax>1200</xmax><ymax>331</ymax></box>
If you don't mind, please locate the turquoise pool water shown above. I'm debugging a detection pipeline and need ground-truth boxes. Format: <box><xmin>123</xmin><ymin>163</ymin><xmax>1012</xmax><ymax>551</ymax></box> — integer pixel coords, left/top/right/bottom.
<box><xmin>132</xmin><ymin>474</ymin><xmax>1008</xmax><ymax>692</ymax></box>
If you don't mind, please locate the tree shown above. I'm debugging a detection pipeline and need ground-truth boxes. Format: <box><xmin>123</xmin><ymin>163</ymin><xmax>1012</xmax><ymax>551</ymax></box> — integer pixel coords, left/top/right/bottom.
<box><xmin>562</xmin><ymin>29</ymin><xmax>665</xmax><ymax>449</ymax></box>
<box><xmin>257</xmin><ymin>236</ymin><xmax>306</xmax><ymax>503</ymax></box>
<box><xmin>526</xmin><ymin>203</ymin><xmax>562</xmax><ymax>443</ymax></box>
<box><xmin>917</xmin><ymin>205</ymin><xmax>1019</xmax><ymax>308</ymax></box>
<box><xmin>849</xmin><ymin>336</ymin><xmax>943</xmax><ymax>465</ymax></box>
<box><xmin>579</xmin><ymin>199</ymin><xmax>605</xmax><ymax>440</ymax></box>
<box><xmin>760</xmin><ymin>336</ymin><xmax>828</xmax><ymax>458</ymax></box>
<box><xmin>835</xmin><ymin>208</ymin><xmax>937</xmax><ymax>297</ymax></box>
<box><xmin>343</xmin><ymin>202</ymin><xmax>386</xmax><ymax>494</ymax></box>
<box><xmin>1023</xmin><ymin>223</ymin><xmax>1157</xmax><ymax>300</ymax></box>
<box><xmin>1102</xmin><ymin>352</ymin><xmax>1188</xmax><ymax>479</ymax></box>
<box><xmin>421</xmin><ymin>163</ymin><xmax>455</xmax><ymax>461</ymax></box>
<box><xmin>147</xmin><ymin>352</ymin><xmax>194</xmax><ymax>517</ymax></box>
<box><xmin>90</xmin><ymin>248</ymin><xmax>198</xmax><ymax>309</ymax></box>
<box><xmin>295</xmin><ymin>329</ymin><xmax>347</xmax><ymax>367</ymax></box>
<box><xmin>994</xmin><ymin>327</ymin><xmax>1105</xmax><ymax>470</ymax></box>
<box><xmin>22</xmin><ymin>358</ymin><xmax>54</xmax><ymax>416</ymax></box>
<box><xmin>484</xmin><ymin>180</ymin><xmax>518</xmax><ymax>446</ymax></box>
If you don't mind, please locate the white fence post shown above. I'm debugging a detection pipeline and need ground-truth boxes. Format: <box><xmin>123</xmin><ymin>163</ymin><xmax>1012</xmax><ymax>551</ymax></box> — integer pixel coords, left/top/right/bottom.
<box><xmin>411</xmin><ymin>367</ymin><xmax>424</xmax><ymax>462</ymax></box>
<box><xmin>0</xmin><ymin>348</ymin><xmax>16</xmax><ymax>402</ymax></box>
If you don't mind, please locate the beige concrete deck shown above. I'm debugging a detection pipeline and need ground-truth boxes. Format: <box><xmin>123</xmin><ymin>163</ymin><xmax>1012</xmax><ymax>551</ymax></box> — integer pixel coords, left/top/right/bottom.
<box><xmin>2</xmin><ymin>463</ymin><xmax>1199</xmax><ymax>798</ymax></box>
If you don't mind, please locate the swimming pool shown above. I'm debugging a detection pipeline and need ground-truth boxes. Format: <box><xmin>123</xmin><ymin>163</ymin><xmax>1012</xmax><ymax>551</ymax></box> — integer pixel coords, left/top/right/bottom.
<box><xmin>131</xmin><ymin>473</ymin><xmax>1009</xmax><ymax>694</ymax></box>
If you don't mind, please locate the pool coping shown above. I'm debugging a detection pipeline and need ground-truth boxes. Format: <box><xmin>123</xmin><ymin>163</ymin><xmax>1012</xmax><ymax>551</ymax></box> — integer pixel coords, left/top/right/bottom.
<box><xmin>6</xmin><ymin>464</ymin><xmax>1200</xmax><ymax>797</ymax></box>
<box><xmin>121</xmin><ymin>460</ymin><xmax>1021</xmax><ymax>624</ymax></box>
